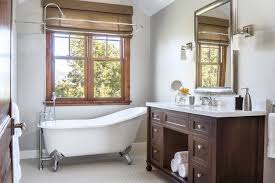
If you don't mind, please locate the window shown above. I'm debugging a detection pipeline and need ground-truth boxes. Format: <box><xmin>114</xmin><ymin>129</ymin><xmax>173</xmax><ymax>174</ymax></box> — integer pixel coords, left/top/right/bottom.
<box><xmin>46</xmin><ymin>33</ymin><xmax>131</xmax><ymax>106</ymax></box>
<box><xmin>198</xmin><ymin>44</ymin><xmax>227</xmax><ymax>87</ymax></box>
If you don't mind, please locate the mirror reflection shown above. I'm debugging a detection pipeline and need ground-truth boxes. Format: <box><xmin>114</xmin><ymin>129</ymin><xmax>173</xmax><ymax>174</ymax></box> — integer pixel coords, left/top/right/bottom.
<box><xmin>196</xmin><ymin>2</ymin><xmax>232</xmax><ymax>89</ymax></box>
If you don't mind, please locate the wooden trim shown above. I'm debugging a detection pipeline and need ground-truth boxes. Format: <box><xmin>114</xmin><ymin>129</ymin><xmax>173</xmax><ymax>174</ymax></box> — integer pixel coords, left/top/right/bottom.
<box><xmin>45</xmin><ymin>32</ymin><xmax>131</xmax><ymax>106</ymax></box>
<box><xmin>87</xmin><ymin>36</ymin><xmax>93</xmax><ymax>99</ymax></box>
<box><xmin>46</xmin><ymin>32</ymin><xmax>53</xmax><ymax>101</ymax></box>
<box><xmin>45</xmin><ymin>100</ymin><xmax>132</xmax><ymax>106</ymax></box>
<box><xmin>219</xmin><ymin>46</ymin><xmax>227</xmax><ymax>87</ymax></box>
<box><xmin>42</xmin><ymin>0</ymin><xmax>133</xmax><ymax>15</ymax></box>
<box><xmin>123</xmin><ymin>38</ymin><xmax>131</xmax><ymax>101</ymax></box>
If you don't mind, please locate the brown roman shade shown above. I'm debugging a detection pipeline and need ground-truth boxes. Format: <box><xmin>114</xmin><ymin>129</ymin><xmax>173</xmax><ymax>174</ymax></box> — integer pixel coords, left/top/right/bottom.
<box><xmin>198</xmin><ymin>16</ymin><xmax>230</xmax><ymax>44</ymax></box>
<box><xmin>43</xmin><ymin>0</ymin><xmax>133</xmax><ymax>36</ymax></box>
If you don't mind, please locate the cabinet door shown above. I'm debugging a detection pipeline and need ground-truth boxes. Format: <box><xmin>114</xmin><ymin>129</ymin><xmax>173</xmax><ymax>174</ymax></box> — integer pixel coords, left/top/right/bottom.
<box><xmin>189</xmin><ymin>135</ymin><xmax>211</xmax><ymax>166</ymax></box>
<box><xmin>151</xmin><ymin>123</ymin><xmax>163</xmax><ymax>146</ymax></box>
<box><xmin>189</xmin><ymin>162</ymin><xmax>210</xmax><ymax>183</ymax></box>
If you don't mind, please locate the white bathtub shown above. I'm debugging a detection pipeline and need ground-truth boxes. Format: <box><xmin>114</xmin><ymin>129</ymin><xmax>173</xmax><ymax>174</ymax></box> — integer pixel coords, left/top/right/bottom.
<box><xmin>39</xmin><ymin>107</ymin><xmax>147</xmax><ymax>159</ymax></box>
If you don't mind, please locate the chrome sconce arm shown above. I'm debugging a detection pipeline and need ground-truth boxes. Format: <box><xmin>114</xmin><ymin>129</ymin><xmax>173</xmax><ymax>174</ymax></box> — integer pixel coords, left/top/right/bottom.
<box><xmin>235</xmin><ymin>25</ymin><xmax>254</xmax><ymax>38</ymax></box>
<box><xmin>181</xmin><ymin>42</ymin><xmax>193</xmax><ymax>51</ymax></box>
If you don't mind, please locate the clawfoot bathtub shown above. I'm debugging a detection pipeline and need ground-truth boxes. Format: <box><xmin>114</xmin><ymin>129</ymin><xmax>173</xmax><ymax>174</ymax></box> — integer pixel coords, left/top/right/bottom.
<box><xmin>38</xmin><ymin>107</ymin><xmax>147</xmax><ymax>171</ymax></box>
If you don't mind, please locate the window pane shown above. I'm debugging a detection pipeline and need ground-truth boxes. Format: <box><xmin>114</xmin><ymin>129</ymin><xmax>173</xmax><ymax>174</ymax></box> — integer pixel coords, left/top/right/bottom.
<box><xmin>54</xmin><ymin>37</ymin><xmax>69</xmax><ymax>56</ymax></box>
<box><xmin>200</xmin><ymin>45</ymin><xmax>219</xmax><ymax>63</ymax></box>
<box><xmin>94</xmin><ymin>61</ymin><xmax>121</xmax><ymax>98</ymax></box>
<box><xmin>201</xmin><ymin>46</ymin><xmax>210</xmax><ymax>63</ymax></box>
<box><xmin>201</xmin><ymin>65</ymin><xmax>220</xmax><ymax>87</ymax></box>
<box><xmin>107</xmin><ymin>39</ymin><xmax>121</xmax><ymax>58</ymax></box>
<box><xmin>70</xmin><ymin>37</ymin><xmax>85</xmax><ymax>57</ymax></box>
<box><xmin>55</xmin><ymin>59</ymin><xmax>85</xmax><ymax>98</ymax></box>
<box><xmin>209</xmin><ymin>46</ymin><xmax>219</xmax><ymax>63</ymax></box>
<box><xmin>92</xmin><ymin>36</ymin><xmax>106</xmax><ymax>58</ymax></box>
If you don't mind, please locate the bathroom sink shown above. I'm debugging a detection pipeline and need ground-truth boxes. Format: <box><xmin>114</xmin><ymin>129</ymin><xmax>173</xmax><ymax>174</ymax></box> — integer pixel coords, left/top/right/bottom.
<box><xmin>174</xmin><ymin>104</ymin><xmax>202</xmax><ymax>108</ymax></box>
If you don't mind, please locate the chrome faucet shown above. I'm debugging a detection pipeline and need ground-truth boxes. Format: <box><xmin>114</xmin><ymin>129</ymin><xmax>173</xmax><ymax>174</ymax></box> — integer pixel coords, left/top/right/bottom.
<box><xmin>200</xmin><ymin>96</ymin><xmax>217</xmax><ymax>106</ymax></box>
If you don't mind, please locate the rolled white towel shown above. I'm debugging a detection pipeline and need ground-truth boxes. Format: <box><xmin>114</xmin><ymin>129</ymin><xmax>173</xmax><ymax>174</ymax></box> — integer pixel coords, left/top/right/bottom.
<box><xmin>178</xmin><ymin>163</ymin><xmax>188</xmax><ymax>178</ymax></box>
<box><xmin>171</xmin><ymin>159</ymin><xmax>179</xmax><ymax>172</ymax></box>
<box><xmin>174</xmin><ymin>151</ymin><xmax>188</xmax><ymax>164</ymax></box>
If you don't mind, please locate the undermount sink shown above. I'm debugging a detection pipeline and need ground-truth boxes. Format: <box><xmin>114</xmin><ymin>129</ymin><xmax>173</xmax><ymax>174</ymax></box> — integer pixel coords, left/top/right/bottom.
<box><xmin>174</xmin><ymin>104</ymin><xmax>203</xmax><ymax>108</ymax></box>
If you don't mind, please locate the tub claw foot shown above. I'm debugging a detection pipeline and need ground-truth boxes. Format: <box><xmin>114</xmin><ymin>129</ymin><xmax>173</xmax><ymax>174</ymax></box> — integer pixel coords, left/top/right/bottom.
<box><xmin>50</xmin><ymin>150</ymin><xmax>64</xmax><ymax>172</ymax></box>
<box><xmin>39</xmin><ymin>163</ymin><xmax>44</xmax><ymax>171</ymax></box>
<box><xmin>120</xmin><ymin>146</ymin><xmax>133</xmax><ymax>165</ymax></box>
<box><xmin>124</xmin><ymin>154</ymin><xmax>132</xmax><ymax>165</ymax></box>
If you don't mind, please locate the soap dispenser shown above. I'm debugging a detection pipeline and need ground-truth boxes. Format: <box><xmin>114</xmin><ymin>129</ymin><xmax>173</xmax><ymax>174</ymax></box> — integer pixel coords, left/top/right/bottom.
<box><xmin>242</xmin><ymin>88</ymin><xmax>252</xmax><ymax>111</ymax></box>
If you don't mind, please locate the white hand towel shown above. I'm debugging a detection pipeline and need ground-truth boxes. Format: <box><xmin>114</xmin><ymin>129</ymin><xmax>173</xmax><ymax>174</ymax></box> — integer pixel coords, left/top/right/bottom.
<box><xmin>268</xmin><ymin>113</ymin><xmax>275</xmax><ymax>158</ymax></box>
<box><xmin>171</xmin><ymin>159</ymin><xmax>179</xmax><ymax>172</ymax></box>
<box><xmin>12</xmin><ymin>102</ymin><xmax>22</xmax><ymax>183</ymax></box>
<box><xmin>178</xmin><ymin>163</ymin><xmax>188</xmax><ymax>178</ymax></box>
<box><xmin>174</xmin><ymin>151</ymin><xmax>188</xmax><ymax>164</ymax></box>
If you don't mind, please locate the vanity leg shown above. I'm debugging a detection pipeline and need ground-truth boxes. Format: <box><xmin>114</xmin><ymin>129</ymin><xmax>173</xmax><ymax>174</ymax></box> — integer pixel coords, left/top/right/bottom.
<box><xmin>146</xmin><ymin>164</ymin><xmax>152</xmax><ymax>172</ymax></box>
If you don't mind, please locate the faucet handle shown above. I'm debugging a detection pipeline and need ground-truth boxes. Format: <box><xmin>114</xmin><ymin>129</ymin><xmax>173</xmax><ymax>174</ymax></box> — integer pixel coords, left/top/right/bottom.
<box><xmin>200</xmin><ymin>96</ymin><xmax>210</xmax><ymax>105</ymax></box>
<box><xmin>212</xmin><ymin>97</ymin><xmax>218</xmax><ymax>106</ymax></box>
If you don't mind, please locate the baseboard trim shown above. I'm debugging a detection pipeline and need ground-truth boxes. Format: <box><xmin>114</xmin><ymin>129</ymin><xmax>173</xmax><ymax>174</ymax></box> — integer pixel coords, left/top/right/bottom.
<box><xmin>20</xmin><ymin>142</ymin><xmax>146</xmax><ymax>160</ymax></box>
<box><xmin>20</xmin><ymin>150</ymin><xmax>47</xmax><ymax>160</ymax></box>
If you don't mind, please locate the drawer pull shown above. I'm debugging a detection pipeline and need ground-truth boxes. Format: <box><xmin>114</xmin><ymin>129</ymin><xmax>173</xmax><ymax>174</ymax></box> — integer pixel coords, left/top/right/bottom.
<box><xmin>197</xmin><ymin>145</ymin><xmax>203</xmax><ymax>150</ymax></box>
<box><xmin>153</xmin><ymin>128</ymin><xmax>158</xmax><ymax>133</ymax></box>
<box><xmin>152</xmin><ymin>114</ymin><xmax>160</xmax><ymax>120</ymax></box>
<box><xmin>197</xmin><ymin>173</ymin><xmax>203</xmax><ymax>178</ymax></box>
<box><xmin>153</xmin><ymin>150</ymin><xmax>158</xmax><ymax>154</ymax></box>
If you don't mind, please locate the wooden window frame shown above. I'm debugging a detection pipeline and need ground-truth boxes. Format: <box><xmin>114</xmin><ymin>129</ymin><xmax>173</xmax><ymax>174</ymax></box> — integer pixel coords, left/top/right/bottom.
<box><xmin>46</xmin><ymin>32</ymin><xmax>131</xmax><ymax>106</ymax></box>
<box><xmin>198</xmin><ymin>43</ymin><xmax>227</xmax><ymax>87</ymax></box>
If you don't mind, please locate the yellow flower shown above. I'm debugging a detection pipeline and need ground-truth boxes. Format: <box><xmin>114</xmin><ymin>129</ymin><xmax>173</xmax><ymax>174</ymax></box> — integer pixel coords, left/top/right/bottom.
<box><xmin>179</xmin><ymin>87</ymin><xmax>190</xmax><ymax>96</ymax></box>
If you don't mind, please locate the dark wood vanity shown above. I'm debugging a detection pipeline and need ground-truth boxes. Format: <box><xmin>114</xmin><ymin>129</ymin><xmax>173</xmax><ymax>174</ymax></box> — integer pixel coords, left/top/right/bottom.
<box><xmin>146</xmin><ymin>107</ymin><xmax>265</xmax><ymax>183</ymax></box>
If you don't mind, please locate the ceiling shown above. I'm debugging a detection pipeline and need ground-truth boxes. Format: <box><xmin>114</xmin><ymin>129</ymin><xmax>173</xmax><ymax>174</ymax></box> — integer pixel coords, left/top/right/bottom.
<box><xmin>80</xmin><ymin>0</ymin><xmax>175</xmax><ymax>16</ymax></box>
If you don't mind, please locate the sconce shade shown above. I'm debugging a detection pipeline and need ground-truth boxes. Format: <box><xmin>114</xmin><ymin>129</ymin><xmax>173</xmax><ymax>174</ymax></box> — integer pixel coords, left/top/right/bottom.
<box><xmin>181</xmin><ymin>47</ymin><xmax>187</xmax><ymax>60</ymax></box>
<box><xmin>232</xmin><ymin>34</ymin><xmax>240</xmax><ymax>51</ymax></box>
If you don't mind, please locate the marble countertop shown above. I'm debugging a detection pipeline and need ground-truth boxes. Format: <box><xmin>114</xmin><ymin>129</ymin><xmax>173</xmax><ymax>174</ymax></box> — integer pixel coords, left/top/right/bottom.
<box><xmin>146</xmin><ymin>102</ymin><xmax>266</xmax><ymax>118</ymax></box>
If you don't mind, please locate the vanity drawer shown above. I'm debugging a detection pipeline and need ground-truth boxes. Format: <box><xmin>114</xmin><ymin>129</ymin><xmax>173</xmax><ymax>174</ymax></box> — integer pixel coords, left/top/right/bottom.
<box><xmin>151</xmin><ymin>123</ymin><xmax>163</xmax><ymax>146</ymax></box>
<box><xmin>150</xmin><ymin>109</ymin><xmax>163</xmax><ymax>123</ymax></box>
<box><xmin>151</xmin><ymin>145</ymin><xmax>162</xmax><ymax>167</ymax></box>
<box><xmin>190</xmin><ymin>116</ymin><xmax>212</xmax><ymax>137</ymax></box>
<box><xmin>163</xmin><ymin>111</ymin><xmax>189</xmax><ymax>131</ymax></box>
<box><xmin>190</xmin><ymin>136</ymin><xmax>210</xmax><ymax>165</ymax></box>
<box><xmin>189</xmin><ymin>162</ymin><xmax>210</xmax><ymax>183</ymax></box>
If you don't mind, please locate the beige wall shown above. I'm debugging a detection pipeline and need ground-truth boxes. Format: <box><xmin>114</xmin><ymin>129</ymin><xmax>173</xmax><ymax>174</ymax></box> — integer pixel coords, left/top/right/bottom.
<box><xmin>16</xmin><ymin>0</ymin><xmax>151</xmax><ymax>151</ymax></box>
<box><xmin>150</xmin><ymin>0</ymin><xmax>275</xmax><ymax>182</ymax></box>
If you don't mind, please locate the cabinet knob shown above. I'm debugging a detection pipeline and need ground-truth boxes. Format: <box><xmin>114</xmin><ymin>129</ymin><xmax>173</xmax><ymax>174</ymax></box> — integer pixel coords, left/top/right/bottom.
<box><xmin>197</xmin><ymin>173</ymin><xmax>203</xmax><ymax>178</ymax></box>
<box><xmin>197</xmin><ymin>144</ymin><xmax>203</xmax><ymax>150</ymax></box>
<box><xmin>153</xmin><ymin>128</ymin><xmax>158</xmax><ymax>133</ymax></box>
<box><xmin>153</xmin><ymin>150</ymin><xmax>158</xmax><ymax>154</ymax></box>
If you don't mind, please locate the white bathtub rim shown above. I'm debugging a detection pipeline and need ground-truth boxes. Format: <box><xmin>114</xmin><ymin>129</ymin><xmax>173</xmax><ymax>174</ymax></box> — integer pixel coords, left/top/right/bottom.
<box><xmin>38</xmin><ymin>107</ymin><xmax>147</xmax><ymax>129</ymax></box>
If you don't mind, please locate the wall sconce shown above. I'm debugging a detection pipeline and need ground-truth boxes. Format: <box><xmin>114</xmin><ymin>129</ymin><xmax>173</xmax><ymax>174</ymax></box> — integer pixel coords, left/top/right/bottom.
<box><xmin>232</xmin><ymin>25</ymin><xmax>254</xmax><ymax>51</ymax></box>
<box><xmin>181</xmin><ymin>42</ymin><xmax>193</xmax><ymax>60</ymax></box>
<box><xmin>235</xmin><ymin>25</ymin><xmax>254</xmax><ymax>38</ymax></box>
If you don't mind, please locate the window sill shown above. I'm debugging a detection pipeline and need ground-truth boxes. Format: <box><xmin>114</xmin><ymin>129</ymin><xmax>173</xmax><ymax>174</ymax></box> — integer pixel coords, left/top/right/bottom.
<box><xmin>45</xmin><ymin>100</ymin><xmax>132</xmax><ymax>106</ymax></box>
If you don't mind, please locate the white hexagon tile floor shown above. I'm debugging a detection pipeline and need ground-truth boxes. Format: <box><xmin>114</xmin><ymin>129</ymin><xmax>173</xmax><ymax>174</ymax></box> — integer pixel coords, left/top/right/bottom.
<box><xmin>21</xmin><ymin>143</ymin><xmax>171</xmax><ymax>183</ymax></box>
